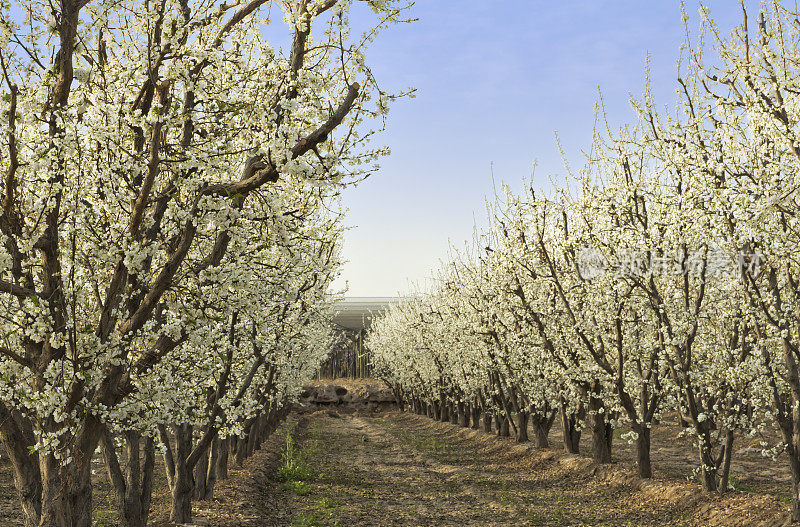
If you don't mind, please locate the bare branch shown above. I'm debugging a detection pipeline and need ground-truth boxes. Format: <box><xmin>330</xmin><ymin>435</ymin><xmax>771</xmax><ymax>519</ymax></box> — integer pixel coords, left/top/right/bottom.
<box><xmin>214</xmin><ymin>0</ymin><xmax>272</xmax><ymax>47</ymax></box>
<box><xmin>129</xmin><ymin>81</ymin><xmax>171</xmax><ymax>237</ymax></box>
<box><xmin>0</xmin><ymin>279</ymin><xmax>35</xmax><ymax>298</ymax></box>
<box><xmin>0</xmin><ymin>53</ymin><xmax>19</xmax><ymax>232</ymax></box>
<box><xmin>205</xmin><ymin>82</ymin><xmax>360</xmax><ymax>199</ymax></box>
<box><xmin>0</xmin><ymin>346</ymin><xmax>32</xmax><ymax>367</ymax></box>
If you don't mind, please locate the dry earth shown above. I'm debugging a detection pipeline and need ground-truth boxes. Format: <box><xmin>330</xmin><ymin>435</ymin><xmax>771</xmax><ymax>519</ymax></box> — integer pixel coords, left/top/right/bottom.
<box><xmin>0</xmin><ymin>379</ymin><xmax>796</xmax><ymax>526</ymax></box>
<box><xmin>280</xmin><ymin>411</ymin><xmax>791</xmax><ymax>527</ymax></box>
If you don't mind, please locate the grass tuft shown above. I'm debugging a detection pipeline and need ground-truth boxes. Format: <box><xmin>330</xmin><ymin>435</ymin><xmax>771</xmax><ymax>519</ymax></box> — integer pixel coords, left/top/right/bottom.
<box><xmin>276</xmin><ymin>432</ymin><xmax>317</xmax><ymax>483</ymax></box>
<box><xmin>292</xmin><ymin>512</ymin><xmax>324</xmax><ymax>527</ymax></box>
<box><xmin>283</xmin><ymin>480</ymin><xmax>314</xmax><ymax>496</ymax></box>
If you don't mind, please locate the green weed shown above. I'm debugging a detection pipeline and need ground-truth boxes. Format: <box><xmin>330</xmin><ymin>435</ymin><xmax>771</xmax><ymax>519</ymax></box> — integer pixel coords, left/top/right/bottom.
<box><xmin>283</xmin><ymin>480</ymin><xmax>313</xmax><ymax>496</ymax></box>
<box><xmin>292</xmin><ymin>512</ymin><xmax>324</xmax><ymax>527</ymax></box>
<box><xmin>276</xmin><ymin>432</ymin><xmax>316</xmax><ymax>483</ymax></box>
<box><xmin>728</xmin><ymin>474</ymin><xmax>758</xmax><ymax>494</ymax></box>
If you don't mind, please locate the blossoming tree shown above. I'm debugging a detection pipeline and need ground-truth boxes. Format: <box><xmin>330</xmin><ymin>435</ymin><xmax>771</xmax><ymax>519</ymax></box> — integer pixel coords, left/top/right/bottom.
<box><xmin>0</xmin><ymin>0</ymin><xmax>411</xmax><ymax>525</ymax></box>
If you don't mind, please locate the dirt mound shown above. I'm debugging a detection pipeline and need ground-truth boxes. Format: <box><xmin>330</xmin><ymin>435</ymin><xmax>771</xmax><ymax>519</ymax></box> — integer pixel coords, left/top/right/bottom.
<box><xmin>297</xmin><ymin>378</ymin><xmax>397</xmax><ymax>413</ymax></box>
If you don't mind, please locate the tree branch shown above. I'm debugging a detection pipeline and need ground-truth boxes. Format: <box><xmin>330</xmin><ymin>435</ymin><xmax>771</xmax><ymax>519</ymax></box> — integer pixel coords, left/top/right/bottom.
<box><xmin>214</xmin><ymin>0</ymin><xmax>272</xmax><ymax>47</ymax></box>
<box><xmin>205</xmin><ymin>82</ymin><xmax>359</xmax><ymax>199</ymax></box>
<box><xmin>0</xmin><ymin>279</ymin><xmax>35</xmax><ymax>298</ymax></box>
<box><xmin>129</xmin><ymin>81</ymin><xmax>171</xmax><ymax>237</ymax></box>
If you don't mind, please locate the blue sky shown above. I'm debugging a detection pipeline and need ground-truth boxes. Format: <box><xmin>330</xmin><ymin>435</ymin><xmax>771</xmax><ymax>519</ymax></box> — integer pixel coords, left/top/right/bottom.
<box><xmin>329</xmin><ymin>1</ymin><xmax>756</xmax><ymax>297</ymax></box>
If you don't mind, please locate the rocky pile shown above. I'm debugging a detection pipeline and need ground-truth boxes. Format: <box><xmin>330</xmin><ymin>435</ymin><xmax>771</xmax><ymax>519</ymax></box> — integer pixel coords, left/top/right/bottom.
<box><xmin>297</xmin><ymin>378</ymin><xmax>396</xmax><ymax>413</ymax></box>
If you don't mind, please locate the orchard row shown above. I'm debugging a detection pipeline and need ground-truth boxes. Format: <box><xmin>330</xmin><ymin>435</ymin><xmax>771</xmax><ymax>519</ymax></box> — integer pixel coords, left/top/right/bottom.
<box><xmin>369</xmin><ymin>2</ymin><xmax>800</xmax><ymax>522</ymax></box>
<box><xmin>0</xmin><ymin>0</ymin><xmax>412</xmax><ymax>526</ymax></box>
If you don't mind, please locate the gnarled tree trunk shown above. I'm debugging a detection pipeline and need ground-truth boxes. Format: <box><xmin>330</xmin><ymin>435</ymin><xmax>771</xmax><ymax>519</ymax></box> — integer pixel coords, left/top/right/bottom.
<box><xmin>560</xmin><ymin>400</ymin><xmax>582</xmax><ymax>454</ymax></box>
<box><xmin>101</xmin><ymin>429</ymin><xmax>155</xmax><ymax>527</ymax></box>
<box><xmin>193</xmin><ymin>446</ymin><xmax>210</xmax><ymax>500</ymax></box>
<box><xmin>169</xmin><ymin>424</ymin><xmax>195</xmax><ymax>524</ymax></box>
<box><xmin>515</xmin><ymin>411</ymin><xmax>529</xmax><ymax>443</ymax></box>
<box><xmin>587</xmin><ymin>386</ymin><xmax>612</xmax><ymax>464</ymax></box>
<box><xmin>634</xmin><ymin>425</ymin><xmax>652</xmax><ymax>479</ymax></box>
<box><xmin>439</xmin><ymin>397</ymin><xmax>450</xmax><ymax>423</ymax></box>
<box><xmin>471</xmin><ymin>401</ymin><xmax>481</xmax><ymax>430</ymax></box>
<box><xmin>458</xmin><ymin>402</ymin><xmax>470</xmax><ymax>427</ymax></box>
<box><xmin>497</xmin><ymin>413</ymin><xmax>510</xmax><ymax>437</ymax></box>
<box><xmin>0</xmin><ymin>407</ymin><xmax>42</xmax><ymax>527</ymax></box>
<box><xmin>530</xmin><ymin>410</ymin><xmax>556</xmax><ymax>448</ymax></box>
<box><xmin>214</xmin><ymin>437</ymin><xmax>229</xmax><ymax>482</ymax></box>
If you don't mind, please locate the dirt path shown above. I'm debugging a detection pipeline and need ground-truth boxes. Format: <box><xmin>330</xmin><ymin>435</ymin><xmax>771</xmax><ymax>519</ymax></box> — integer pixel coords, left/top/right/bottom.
<box><xmin>289</xmin><ymin>411</ymin><xmax>533</xmax><ymax>526</ymax></box>
<box><xmin>0</xmin><ymin>408</ymin><xmax>791</xmax><ymax>526</ymax></box>
<box><xmin>284</xmin><ymin>410</ymin><xmax>788</xmax><ymax>527</ymax></box>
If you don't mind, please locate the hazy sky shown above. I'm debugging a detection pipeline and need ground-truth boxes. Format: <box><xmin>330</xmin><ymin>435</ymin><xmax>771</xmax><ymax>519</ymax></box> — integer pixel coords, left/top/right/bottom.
<box><xmin>328</xmin><ymin>1</ymin><xmax>755</xmax><ymax>297</ymax></box>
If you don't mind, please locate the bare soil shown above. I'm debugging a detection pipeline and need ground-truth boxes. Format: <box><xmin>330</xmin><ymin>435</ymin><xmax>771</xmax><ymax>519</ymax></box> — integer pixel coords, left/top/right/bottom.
<box><xmin>0</xmin><ymin>389</ymin><xmax>795</xmax><ymax>526</ymax></box>
<box><xmin>280</xmin><ymin>411</ymin><xmax>791</xmax><ymax>526</ymax></box>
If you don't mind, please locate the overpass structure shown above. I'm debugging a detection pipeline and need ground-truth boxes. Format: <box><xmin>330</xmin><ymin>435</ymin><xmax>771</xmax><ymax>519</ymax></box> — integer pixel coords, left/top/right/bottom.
<box><xmin>319</xmin><ymin>297</ymin><xmax>405</xmax><ymax>378</ymax></box>
<box><xmin>331</xmin><ymin>297</ymin><xmax>405</xmax><ymax>331</ymax></box>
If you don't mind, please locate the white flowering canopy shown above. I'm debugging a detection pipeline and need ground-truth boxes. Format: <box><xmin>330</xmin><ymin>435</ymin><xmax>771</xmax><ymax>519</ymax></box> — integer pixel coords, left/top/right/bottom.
<box><xmin>0</xmin><ymin>0</ymin><xmax>414</xmax><ymax>524</ymax></box>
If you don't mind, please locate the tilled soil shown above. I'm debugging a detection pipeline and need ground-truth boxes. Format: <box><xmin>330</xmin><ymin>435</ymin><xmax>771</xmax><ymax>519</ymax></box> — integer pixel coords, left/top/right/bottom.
<box><xmin>0</xmin><ymin>408</ymin><xmax>794</xmax><ymax>526</ymax></box>
<box><xmin>281</xmin><ymin>411</ymin><xmax>790</xmax><ymax>527</ymax></box>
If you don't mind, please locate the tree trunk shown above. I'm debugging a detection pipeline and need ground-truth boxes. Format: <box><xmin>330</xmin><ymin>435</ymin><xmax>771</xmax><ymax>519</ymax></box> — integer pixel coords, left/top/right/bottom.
<box><xmin>439</xmin><ymin>399</ymin><xmax>450</xmax><ymax>423</ymax></box>
<box><xmin>677</xmin><ymin>405</ymin><xmax>690</xmax><ymax>428</ymax></box>
<box><xmin>719</xmin><ymin>429</ymin><xmax>734</xmax><ymax>492</ymax></box>
<box><xmin>449</xmin><ymin>403</ymin><xmax>459</xmax><ymax>425</ymax></box>
<box><xmin>244</xmin><ymin>417</ymin><xmax>259</xmax><ymax>459</ymax></box>
<box><xmin>478</xmin><ymin>395</ymin><xmax>492</xmax><ymax>433</ymax></box>
<box><xmin>202</xmin><ymin>437</ymin><xmax>219</xmax><ymax>501</ymax></box>
<box><xmin>235</xmin><ymin>424</ymin><xmax>249</xmax><ymax>467</ymax></box>
<box><xmin>471</xmin><ymin>402</ymin><xmax>481</xmax><ymax>430</ymax></box>
<box><xmin>0</xmin><ymin>407</ymin><xmax>42</xmax><ymax>527</ymax></box>
<box><xmin>530</xmin><ymin>411</ymin><xmax>555</xmax><ymax>448</ymax></box>
<box><xmin>589</xmin><ymin>416</ymin><xmax>612</xmax><ymax>464</ymax></box>
<box><xmin>790</xmin><ymin>444</ymin><xmax>800</xmax><ymax>523</ymax></box>
<box><xmin>697</xmin><ymin>435</ymin><xmax>719</xmax><ymax>492</ymax></box>
<box><xmin>776</xmin><ymin>415</ymin><xmax>800</xmax><ymax>522</ymax></box>
<box><xmin>254</xmin><ymin>413</ymin><xmax>268</xmax><ymax>451</ymax></box>
<box><xmin>250</xmin><ymin>416</ymin><xmax>262</xmax><ymax>455</ymax></box>
<box><xmin>497</xmin><ymin>414</ymin><xmax>510</xmax><ymax>437</ymax></box>
<box><xmin>36</xmin><ymin>415</ymin><xmax>100</xmax><ymax>527</ymax></box>
<box><xmin>215</xmin><ymin>437</ymin><xmax>229</xmax><ymax>481</ymax></box>
<box><xmin>100</xmin><ymin>429</ymin><xmax>155</xmax><ymax>527</ymax></box>
<box><xmin>38</xmin><ymin>456</ymin><xmax>65</xmax><ymax>527</ymax></box>
<box><xmin>634</xmin><ymin>425</ymin><xmax>652</xmax><ymax>479</ymax></box>
<box><xmin>193</xmin><ymin>445</ymin><xmax>210</xmax><ymax>500</ymax></box>
<box><xmin>458</xmin><ymin>403</ymin><xmax>470</xmax><ymax>427</ymax></box>
<box><xmin>694</xmin><ymin>427</ymin><xmax>734</xmax><ymax>493</ymax></box>
<box><xmin>560</xmin><ymin>401</ymin><xmax>581</xmax><ymax>454</ymax></box>
<box><xmin>588</xmin><ymin>390</ymin><xmax>612</xmax><ymax>464</ymax></box>
<box><xmin>229</xmin><ymin>436</ymin><xmax>237</xmax><ymax>459</ymax></box>
<box><xmin>169</xmin><ymin>424</ymin><xmax>194</xmax><ymax>524</ymax></box>
<box><xmin>38</xmin><ymin>452</ymin><xmax>95</xmax><ymax>527</ymax></box>
<box><xmin>515</xmin><ymin>411</ymin><xmax>529</xmax><ymax>443</ymax></box>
